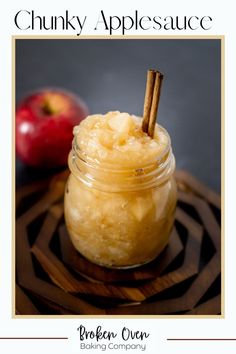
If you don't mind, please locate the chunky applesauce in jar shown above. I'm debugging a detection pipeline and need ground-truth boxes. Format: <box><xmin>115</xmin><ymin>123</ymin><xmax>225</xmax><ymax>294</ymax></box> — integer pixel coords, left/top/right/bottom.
<box><xmin>64</xmin><ymin>111</ymin><xmax>177</xmax><ymax>268</ymax></box>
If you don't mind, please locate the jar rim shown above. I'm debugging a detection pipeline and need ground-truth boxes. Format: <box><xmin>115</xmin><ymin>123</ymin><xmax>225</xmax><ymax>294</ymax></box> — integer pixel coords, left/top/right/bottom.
<box><xmin>69</xmin><ymin>124</ymin><xmax>175</xmax><ymax>192</ymax></box>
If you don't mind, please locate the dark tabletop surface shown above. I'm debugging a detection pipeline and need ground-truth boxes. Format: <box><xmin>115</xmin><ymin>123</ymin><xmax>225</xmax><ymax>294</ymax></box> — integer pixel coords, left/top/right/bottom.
<box><xmin>16</xmin><ymin>39</ymin><xmax>221</xmax><ymax>193</ymax></box>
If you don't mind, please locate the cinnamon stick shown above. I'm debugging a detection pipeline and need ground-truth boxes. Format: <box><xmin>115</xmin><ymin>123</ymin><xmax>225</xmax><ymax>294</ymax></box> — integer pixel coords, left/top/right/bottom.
<box><xmin>148</xmin><ymin>71</ymin><xmax>163</xmax><ymax>138</ymax></box>
<box><xmin>142</xmin><ymin>69</ymin><xmax>164</xmax><ymax>138</ymax></box>
<box><xmin>142</xmin><ymin>70</ymin><xmax>156</xmax><ymax>133</ymax></box>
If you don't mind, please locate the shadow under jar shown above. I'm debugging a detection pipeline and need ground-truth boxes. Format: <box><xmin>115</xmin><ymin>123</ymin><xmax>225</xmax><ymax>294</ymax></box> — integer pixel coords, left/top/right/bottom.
<box><xmin>64</xmin><ymin>113</ymin><xmax>177</xmax><ymax>269</ymax></box>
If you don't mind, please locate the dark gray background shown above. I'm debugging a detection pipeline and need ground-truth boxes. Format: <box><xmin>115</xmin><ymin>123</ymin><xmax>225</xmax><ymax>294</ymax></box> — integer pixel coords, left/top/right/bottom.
<box><xmin>16</xmin><ymin>39</ymin><xmax>221</xmax><ymax>192</ymax></box>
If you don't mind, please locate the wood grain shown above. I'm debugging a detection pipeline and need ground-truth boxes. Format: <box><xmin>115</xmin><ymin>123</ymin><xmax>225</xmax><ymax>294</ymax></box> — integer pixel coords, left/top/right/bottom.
<box><xmin>15</xmin><ymin>169</ymin><xmax>221</xmax><ymax>315</ymax></box>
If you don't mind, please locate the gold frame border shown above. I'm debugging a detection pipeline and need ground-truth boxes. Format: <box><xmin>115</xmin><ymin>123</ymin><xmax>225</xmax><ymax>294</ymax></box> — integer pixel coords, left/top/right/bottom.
<box><xmin>12</xmin><ymin>35</ymin><xmax>225</xmax><ymax>319</ymax></box>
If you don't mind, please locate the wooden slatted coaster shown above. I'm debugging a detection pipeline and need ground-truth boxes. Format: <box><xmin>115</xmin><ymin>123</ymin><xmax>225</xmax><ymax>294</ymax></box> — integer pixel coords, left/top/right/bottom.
<box><xmin>16</xmin><ymin>169</ymin><xmax>221</xmax><ymax>315</ymax></box>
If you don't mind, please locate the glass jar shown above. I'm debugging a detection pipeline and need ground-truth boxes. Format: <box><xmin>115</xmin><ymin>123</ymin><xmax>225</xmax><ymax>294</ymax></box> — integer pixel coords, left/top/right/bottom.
<box><xmin>64</xmin><ymin>121</ymin><xmax>177</xmax><ymax>269</ymax></box>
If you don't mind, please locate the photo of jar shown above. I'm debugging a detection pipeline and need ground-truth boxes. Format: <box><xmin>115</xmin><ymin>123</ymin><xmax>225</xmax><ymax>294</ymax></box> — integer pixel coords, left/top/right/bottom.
<box><xmin>15</xmin><ymin>38</ymin><xmax>222</xmax><ymax>316</ymax></box>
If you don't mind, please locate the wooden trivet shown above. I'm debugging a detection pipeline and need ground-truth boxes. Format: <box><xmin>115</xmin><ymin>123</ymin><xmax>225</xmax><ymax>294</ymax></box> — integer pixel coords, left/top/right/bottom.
<box><xmin>16</xmin><ymin>170</ymin><xmax>221</xmax><ymax>315</ymax></box>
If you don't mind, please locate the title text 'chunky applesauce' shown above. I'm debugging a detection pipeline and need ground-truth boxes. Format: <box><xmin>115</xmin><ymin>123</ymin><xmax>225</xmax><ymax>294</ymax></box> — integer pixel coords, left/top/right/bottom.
<box><xmin>64</xmin><ymin>111</ymin><xmax>177</xmax><ymax>268</ymax></box>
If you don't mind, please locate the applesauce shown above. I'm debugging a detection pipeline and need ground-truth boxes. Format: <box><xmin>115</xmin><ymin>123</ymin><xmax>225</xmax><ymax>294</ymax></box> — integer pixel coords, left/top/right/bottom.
<box><xmin>64</xmin><ymin>111</ymin><xmax>177</xmax><ymax>268</ymax></box>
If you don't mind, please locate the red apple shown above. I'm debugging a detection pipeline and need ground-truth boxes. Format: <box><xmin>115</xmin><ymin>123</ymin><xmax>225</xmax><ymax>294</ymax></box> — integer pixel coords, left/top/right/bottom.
<box><xmin>16</xmin><ymin>88</ymin><xmax>89</xmax><ymax>168</ymax></box>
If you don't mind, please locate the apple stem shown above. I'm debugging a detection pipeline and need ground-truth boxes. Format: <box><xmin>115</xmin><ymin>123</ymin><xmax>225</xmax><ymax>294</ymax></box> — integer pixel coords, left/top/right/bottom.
<box><xmin>42</xmin><ymin>101</ymin><xmax>59</xmax><ymax>116</ymax></box>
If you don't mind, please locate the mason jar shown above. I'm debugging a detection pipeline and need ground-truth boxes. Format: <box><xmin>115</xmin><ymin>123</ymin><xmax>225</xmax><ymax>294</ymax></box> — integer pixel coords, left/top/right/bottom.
<box><xmin>64</xmin><ymin>114</ymin><xmax>177</xmax><ymax>269</ymax></box>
